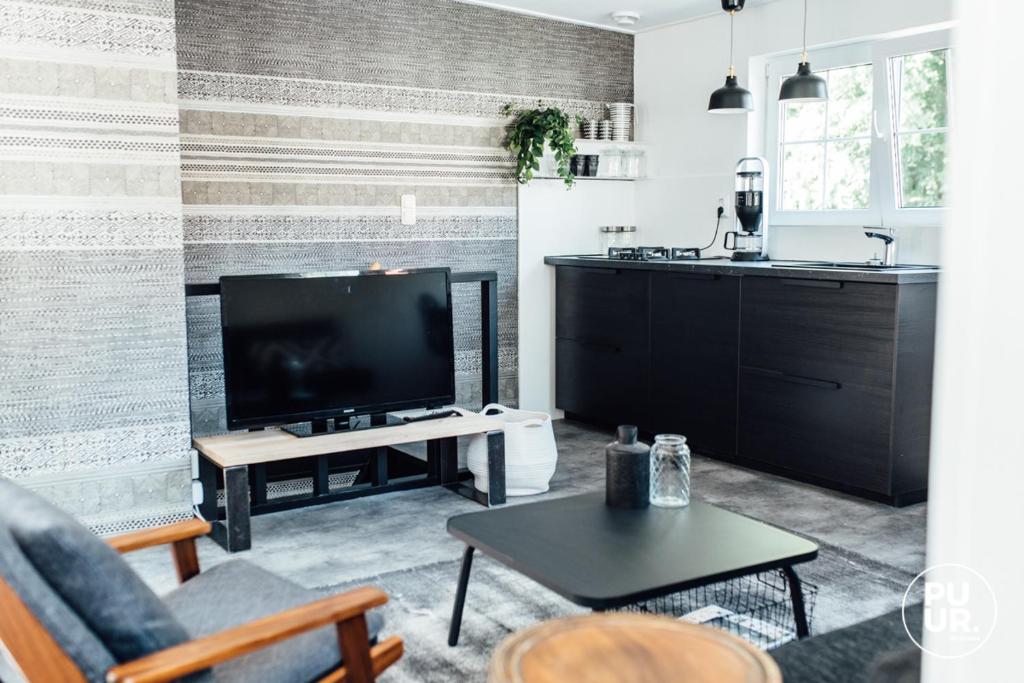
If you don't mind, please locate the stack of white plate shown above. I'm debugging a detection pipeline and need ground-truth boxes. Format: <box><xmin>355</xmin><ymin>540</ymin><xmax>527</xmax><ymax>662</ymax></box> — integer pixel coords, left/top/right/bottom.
<box><xmin>607</xmin><ymin>102</ymin><xmax>634</xmax><ymax>141</ymax></box>
<box><xmin>580</xmin><ymin>119</ymin><xmax>599</xmax><ymax>140</ymax></box>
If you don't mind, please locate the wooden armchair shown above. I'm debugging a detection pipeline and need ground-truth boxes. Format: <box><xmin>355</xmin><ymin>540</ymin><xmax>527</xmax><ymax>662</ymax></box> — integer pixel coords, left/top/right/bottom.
<box><xmin>0</xmin><ymin>479</ymin><xmax>403</xmax><ymax>683</ymax></box>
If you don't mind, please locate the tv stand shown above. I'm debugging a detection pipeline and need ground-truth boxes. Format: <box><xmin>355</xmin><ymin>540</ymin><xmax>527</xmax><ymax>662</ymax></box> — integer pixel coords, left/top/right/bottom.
<box><xmin>281</xmin><ymin>413</ymin><xmax>389</xmax><ymax>438</ymax></box>
<box><xmin>193</xmin><ymin>413</ymin><xmax>506</xmax><ymax>552</ymax></box>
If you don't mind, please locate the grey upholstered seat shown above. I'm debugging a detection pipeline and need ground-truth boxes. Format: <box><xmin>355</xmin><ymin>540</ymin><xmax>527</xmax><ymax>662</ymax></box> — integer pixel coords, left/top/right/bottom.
<box><xmin>0</xmin><ymin>478</ymin><xmax>381</xmax><ymax>683</ymax></box>
<box><xmin>164</xmin><ymin>560</ymin><xmax>384</xmax><ymax>682</ymax></box>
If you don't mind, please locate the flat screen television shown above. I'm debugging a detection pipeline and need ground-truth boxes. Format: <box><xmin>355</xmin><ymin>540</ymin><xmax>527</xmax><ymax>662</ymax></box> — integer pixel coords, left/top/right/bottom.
<box><xmin>219</xmin><ymin>268</ymin><xmax>455</xmax><ymax>430</ymax></box>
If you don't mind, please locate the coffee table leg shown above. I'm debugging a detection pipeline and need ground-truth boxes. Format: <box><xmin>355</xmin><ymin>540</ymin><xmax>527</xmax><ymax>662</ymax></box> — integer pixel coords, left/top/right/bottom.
<box><xmin>782</xmin><ymin>566</ymin><xmax>810</xmax><ymax>639</ymax></box>
<box><xmin>448</xmin><ymin>545</ymin><xmax>476</xmax><ymax>646</ymax></box>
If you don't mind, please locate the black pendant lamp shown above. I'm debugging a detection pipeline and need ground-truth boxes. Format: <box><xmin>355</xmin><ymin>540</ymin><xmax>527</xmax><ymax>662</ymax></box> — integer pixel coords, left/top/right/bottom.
<box><xmin>708</xmin><ymin>0</ymin><xmax>753</xmax><ymax>114</ymax></box>
<box><xmin>779</xmin><ymin>0</ymin><xmax>828</xmax><ymax>102</ymax></box>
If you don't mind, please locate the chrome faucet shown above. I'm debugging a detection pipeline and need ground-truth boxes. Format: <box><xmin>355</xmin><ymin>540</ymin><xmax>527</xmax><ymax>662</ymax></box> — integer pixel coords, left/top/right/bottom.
<box><xmin>864</xmin><ymin>227</ymin><xmax>896</xmax><ymax>266</ymax></box>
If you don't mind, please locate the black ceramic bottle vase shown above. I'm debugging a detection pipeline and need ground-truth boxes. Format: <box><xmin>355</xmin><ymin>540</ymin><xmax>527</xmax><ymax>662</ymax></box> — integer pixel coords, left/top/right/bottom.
<box><xmin>605</xmin><ymin>425</ymin><xmax>650</xmax><ymax>509</ymax></box>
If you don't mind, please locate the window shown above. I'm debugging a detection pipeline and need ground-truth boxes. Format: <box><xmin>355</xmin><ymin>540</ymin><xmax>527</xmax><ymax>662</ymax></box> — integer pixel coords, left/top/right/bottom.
<box><xmin>779</xmin><ymin>63</ymin><xmax>872</xmax><ymax>211</ymax></box>
<box><xmin>765</xmin><ymin>31</ymin><xmax>952</xmax><ymax>227</ymax></box>
<box><xmin>890</xmin><ymin>48</ymin><xmax>950</xmax><ymax>208</ymax></box>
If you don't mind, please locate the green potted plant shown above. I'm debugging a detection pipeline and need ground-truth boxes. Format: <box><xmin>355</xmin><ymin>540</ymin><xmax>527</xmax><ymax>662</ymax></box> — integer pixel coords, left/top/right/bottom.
<box><xmin>501</xmin><ymin>102</ymin><xmax>577</xmax><ymax>188</ymax></box>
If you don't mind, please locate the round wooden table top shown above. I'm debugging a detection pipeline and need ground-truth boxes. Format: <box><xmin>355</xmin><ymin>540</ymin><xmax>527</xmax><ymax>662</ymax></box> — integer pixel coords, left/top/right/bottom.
<box><xmin>488</xmin><ymin>613</ymin><xmax>782</xmax><ymax>683</ymax></box>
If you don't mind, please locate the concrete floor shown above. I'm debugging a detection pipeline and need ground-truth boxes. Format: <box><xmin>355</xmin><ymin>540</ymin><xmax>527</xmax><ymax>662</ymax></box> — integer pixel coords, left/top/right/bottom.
<box><xmin>128</xmin><ymin>419</ymin><xmax>928</xmax><ymax>593</ymax></box>
<box><xmin>123</xmin><ymin>419</ymin><xmax>928</xmax><ymax>680</ymax></box>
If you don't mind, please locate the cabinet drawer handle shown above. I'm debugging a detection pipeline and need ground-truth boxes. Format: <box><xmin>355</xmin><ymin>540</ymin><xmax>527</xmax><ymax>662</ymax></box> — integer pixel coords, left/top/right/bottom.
<box><xmin>670</xmin><ymin>273</ymin><xmax>720</xmax><ymax>281</ymax></box>
<box><xmin>579</xmin><ymin>267</ymin><xmax>624</xmax><ymax>276</ymax></box>
<box><xmin>779</xmin><ymin>374</ymin><xmax>842</xmax><ymax>390</ymax></box>
<box><xmin>746</xmin><ymin>367</ymin><xmax>841</xmax><ymax>390</ymax></box>
<box><xmin>780</xmin><ymin>278</ymin><xmax>844</xmax><ymax>289</ymax></box>
<box><xmin>578</xmin><ymin>340</ymin><xmax>622</xmax><ymax>353</ymax></box>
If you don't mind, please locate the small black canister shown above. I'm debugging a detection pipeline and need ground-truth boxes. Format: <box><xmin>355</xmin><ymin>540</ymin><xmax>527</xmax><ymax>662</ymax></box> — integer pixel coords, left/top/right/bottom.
<box><xmin>605</xmin><ymin>425</ymin><xmax>650</xmax><ymax>509</ymax></box>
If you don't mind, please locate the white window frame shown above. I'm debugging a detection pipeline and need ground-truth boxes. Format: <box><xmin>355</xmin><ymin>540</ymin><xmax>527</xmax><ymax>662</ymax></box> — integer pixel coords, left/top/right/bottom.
<box><xmin>764</xmin><ymin>30</ymin><xmax>952</xmax><ymax>228</ymax></box>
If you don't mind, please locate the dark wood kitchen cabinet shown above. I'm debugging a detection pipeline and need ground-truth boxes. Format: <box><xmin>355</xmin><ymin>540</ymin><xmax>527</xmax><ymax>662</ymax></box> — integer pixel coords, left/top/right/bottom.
<box><xmin>551</xmin><ymin>262</ymin><xmax>937</xmax><ymax>506</ymax></box>
<box><xmin>555</xmin><ymin>266</ymin><xmax>650</xmax><ymax>427</ymax></box>
<box><xmin>650</xmin><ymin>272</ymin><xmax>740</xmax><ymax>458</ymax></box>
<box><xmin>737</xmin><ymin>276</ymin><xmax>937</xmax><ymax>505</ymax></box>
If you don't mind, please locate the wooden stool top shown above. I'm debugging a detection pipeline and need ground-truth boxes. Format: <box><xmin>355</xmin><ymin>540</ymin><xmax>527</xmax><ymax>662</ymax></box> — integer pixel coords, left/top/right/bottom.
<box><xmin>488</xmin><ymin>613</ymin><xmax>781</xmax><ymax>683</ymax></box>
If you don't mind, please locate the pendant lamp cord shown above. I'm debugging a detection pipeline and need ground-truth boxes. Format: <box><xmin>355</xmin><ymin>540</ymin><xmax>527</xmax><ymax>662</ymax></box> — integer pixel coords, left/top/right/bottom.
<box><xmin>728</xmin><ymin>10</ymin><xmax>735</xmax><ymax>75</ymax></box>
<box><xmin>801</xmin><ymin>0</ymin><xmax>809</xmax><ymax>62</ymax></box>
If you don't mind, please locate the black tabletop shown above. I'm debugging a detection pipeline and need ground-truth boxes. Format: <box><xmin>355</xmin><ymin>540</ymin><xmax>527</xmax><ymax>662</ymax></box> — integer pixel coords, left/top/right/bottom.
<box><xmin>447</xmin><ymin>492</ymin><xmax>818</xmax><ymax>609</ymax></box>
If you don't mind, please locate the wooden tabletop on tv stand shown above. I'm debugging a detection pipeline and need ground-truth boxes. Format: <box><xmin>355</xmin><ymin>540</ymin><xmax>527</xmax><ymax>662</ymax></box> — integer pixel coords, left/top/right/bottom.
<box><xmin>192</xmin><ymin>414</ymin><xmax>505</xmax><ymax>469</ymax></box>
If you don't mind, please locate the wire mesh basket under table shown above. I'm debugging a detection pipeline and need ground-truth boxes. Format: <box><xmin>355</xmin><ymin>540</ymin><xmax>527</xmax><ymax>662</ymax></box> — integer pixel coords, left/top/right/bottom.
<box><xmin>615</xmin><ymin>569</ymin><xmax>819</xmax><ymax>650</ymax></box>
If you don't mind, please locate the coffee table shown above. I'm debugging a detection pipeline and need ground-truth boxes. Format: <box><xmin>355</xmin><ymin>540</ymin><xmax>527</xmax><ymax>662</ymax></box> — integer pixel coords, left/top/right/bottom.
<box><xmin>446</xmin><ymin>492</ymin><xmax>818</xmax><ymax>646</ymax></box>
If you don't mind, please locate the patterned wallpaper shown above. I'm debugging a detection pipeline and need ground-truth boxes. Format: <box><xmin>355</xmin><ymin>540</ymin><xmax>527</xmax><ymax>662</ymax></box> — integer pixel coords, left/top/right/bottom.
<box><xmin>174</xmin><ymin>0</ymin><xmax>634</xmax><ymax>435</ymax></box>
<box><xmin>0</xmin><ymin>0</ymin><xmax>633</xmax><ymax>526</ymax></box>
<box><xmin>0</xmin><ymin>0</ymin><xmax>194</xmax><ymax>529</ymax></box>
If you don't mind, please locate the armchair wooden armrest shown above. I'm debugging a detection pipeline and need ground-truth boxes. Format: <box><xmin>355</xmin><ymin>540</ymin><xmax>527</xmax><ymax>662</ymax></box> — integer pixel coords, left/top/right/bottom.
<box><xmin>107</xmin><ymin>586</ymin><xmax>399</xmax><ymax>683</ymax></box>
<box><xmin>107</xmin><ymin>519</ymin><xmax>212</xmax><ymax>553</ymax></box>
<box><xmin>107</xmin><ymin>519</ymin><xmax>212</xmax><ymax>583</ymax></box>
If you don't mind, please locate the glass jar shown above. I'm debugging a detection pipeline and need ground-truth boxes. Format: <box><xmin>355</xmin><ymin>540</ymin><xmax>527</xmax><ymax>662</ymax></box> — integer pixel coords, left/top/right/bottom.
<box><xmin>598</xmin><ymin>225</ymin><xmax>637</xmax><ymax>254</ymax></box>
<box><xmin>603</xmin><ymin>147</ymin><xmax>624</xmax><ymax>178</ymax></box>
<box><xmin>624</xmin><ymin>149</ymin><xmax>645</xmax><ymax>178</ymax></box>
<box><xmin>650</xmin><ymin>434</ymin><xmax>690</xmax><ymax>508</ymax></box>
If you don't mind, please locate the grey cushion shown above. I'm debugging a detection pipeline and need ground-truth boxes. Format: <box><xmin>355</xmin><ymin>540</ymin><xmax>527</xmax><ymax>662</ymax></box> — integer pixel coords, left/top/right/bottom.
<box><xmin>0</xmin><ymin>479</ymin><xmax>190</xmax><ymax>674</ymax></box>
<box><xmin>869</xmin><ymin>645</ymin><xmax>922</xmax><ymax>683</ymax></box>
<box><xmin>0</xmin><ymin>524</ymin><xmax>116</xmax><ymax>683</ymax></box>
<box><xmin>164</xmin><ymin>560</ymin><xmax>384</xmax><ymax>683</ymax></box>
<box><xmin>771</xmin><ymin>603</ymin><xmax>922</xmax><ymax>683</ymax></box>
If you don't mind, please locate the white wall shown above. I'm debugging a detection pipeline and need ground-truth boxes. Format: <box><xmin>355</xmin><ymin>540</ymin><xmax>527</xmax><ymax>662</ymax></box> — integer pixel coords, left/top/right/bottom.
<box><xmin>634</xmin><ymin>0</ymin><xmax>954</xmax><ymax>263</ymax></box>
<box><xmin>517</xmin><ymin>179</ymin><xmax>635</xmax><ymax>415</ymax></box>
<box><xmin>922</xmin><ymin>0</ymin><xmax>1023</xmax><ymax>679</ymax></box>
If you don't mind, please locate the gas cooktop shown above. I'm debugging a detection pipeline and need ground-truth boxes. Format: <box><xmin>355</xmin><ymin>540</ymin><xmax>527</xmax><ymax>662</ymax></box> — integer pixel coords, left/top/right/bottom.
<box><xmin>608</xmin><ymin>246</ymin><xmax>697</xmax><ymax>261</ymax></box>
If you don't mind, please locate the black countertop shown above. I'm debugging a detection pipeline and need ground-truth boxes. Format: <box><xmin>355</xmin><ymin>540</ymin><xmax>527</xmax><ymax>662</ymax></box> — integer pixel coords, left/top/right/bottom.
<box><xmin>543</xmin><ymin>255</ymin><xmax>940</xmax><ymax>284</ymax></box>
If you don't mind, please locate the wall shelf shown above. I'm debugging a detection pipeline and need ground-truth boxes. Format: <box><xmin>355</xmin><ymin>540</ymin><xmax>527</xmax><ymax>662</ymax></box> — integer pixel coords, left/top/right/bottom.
<box><xmin>574</xmin><ymin>139</ymin><xmax>646</xmax><ymax>151</ymax></box>
<box><xmin>533</xmin><ymin>176</ymin><xmax>640</xmax><ymax>182</ymax></box>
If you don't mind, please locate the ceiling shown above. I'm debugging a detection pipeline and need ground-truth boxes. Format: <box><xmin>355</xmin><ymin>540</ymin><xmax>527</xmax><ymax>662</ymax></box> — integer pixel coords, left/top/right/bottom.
<box><xmin>454</xmin><ymin>0</ymin><xmax>754</xmax><ymax>33</ymax></box>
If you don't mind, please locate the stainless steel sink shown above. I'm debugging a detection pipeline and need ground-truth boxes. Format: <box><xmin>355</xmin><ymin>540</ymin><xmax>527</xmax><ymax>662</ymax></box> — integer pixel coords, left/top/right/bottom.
<box><xmin>771</xmin><ymin>261</ymin><xmax>937</xmax><ymax>271</ymax></box>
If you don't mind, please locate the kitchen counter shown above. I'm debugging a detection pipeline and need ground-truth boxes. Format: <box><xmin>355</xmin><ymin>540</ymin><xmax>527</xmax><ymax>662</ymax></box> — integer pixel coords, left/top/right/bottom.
<box><xmin>543</xmin><ymin>255</ymin><xmax>939</xmax><ymax>284</ymax></box>
<box><xmin>548</xmin><ymin>256</ymin><xmax>937</xmax><ymax>505</ymax></box>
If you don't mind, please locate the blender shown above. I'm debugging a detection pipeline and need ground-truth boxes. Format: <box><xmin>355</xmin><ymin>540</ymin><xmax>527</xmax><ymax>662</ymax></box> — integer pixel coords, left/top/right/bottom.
<box><xmin>723</xmin><ymin>157</ymin><xmax>770</xmax><ymax>261</ymax></box>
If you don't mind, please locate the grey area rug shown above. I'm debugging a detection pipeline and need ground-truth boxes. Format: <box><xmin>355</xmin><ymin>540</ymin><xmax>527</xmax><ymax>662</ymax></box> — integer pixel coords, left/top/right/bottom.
<box><xmin>320</xmin><ymin>536</ymin><xmax>918</xmax><ymax>682</ymax></box>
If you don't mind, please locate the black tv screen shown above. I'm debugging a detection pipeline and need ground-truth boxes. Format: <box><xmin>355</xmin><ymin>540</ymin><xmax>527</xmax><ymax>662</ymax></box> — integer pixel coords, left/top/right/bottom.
<box><xmin>219</xmin><ymin>268</ymin><xmax>455</xmax><ymax>430</ymax></box>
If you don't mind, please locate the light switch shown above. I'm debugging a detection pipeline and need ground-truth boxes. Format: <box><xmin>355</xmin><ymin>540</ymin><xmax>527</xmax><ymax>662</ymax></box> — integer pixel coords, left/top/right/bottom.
<box><xmin>401</xmin><ymin>193</ymin><xmax>416</xmax><ymax>225</ymax></box>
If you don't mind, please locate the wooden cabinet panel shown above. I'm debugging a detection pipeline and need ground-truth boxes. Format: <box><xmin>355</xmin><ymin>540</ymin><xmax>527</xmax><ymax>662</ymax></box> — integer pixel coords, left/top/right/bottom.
<box><xmin>741</xmin><ymin>277</ymin><xmax>898</xmax><ymax>389</ymax></box>
<box><xmin>737</xmin><ymin>367</ymin><xmax>892</xmax><ymax>494</ymax></box>
<box><xmin>650</xmin><ymin>273</ymin><xmax>740</xmax><ymax>458</ymax></box>
<box><xmin>556</xmin><ymin>267</ymin><xmax>649</xmax><ymax>348</ymax></box>
<box><xmin>555</xmin><ymin>267</ymin><xmax>650</xmax><ymax>428</ymax></box>
<box><xmin>556</xmin><ymin>339</ymin><xmax>649</xmax><ymax>428</ymax></box>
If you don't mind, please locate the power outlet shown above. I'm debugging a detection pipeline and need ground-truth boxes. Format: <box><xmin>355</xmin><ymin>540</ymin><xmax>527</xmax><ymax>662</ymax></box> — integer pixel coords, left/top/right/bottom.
<box><xmin>717</xmin><ymin>196</ymin><xmax>729</xmax><ymax>218</ymax></box>
<box><xmin>401</xmin><ymin>194</ymin><xmax>416</xmax><ymax>225</ymax></box>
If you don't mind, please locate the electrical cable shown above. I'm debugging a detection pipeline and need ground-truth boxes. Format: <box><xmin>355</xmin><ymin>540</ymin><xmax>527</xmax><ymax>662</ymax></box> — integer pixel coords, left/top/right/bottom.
<box><xmin>700</xmin><ymin>206</ymin><xmax>726</xmax><ymax>251</ymax></box>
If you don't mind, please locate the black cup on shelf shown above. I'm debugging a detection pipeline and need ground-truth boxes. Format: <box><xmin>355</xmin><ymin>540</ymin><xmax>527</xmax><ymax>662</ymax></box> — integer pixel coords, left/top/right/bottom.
<box><xmin>585</xmin><ymin>154</ymin><xmax>600</xmax><ymax>177</ymax></box>
<box><xmin>570</xmin><ymin>154</ymin><xmax>584</xmax><ymax>176</ymax></box>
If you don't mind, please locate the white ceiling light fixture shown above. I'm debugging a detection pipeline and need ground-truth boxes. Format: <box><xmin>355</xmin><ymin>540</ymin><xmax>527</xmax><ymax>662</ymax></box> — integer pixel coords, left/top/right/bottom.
<box><xmin>611</xmin><ymin>10</ymin><xmax>641</xmax><ymax>27</ymax></box>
